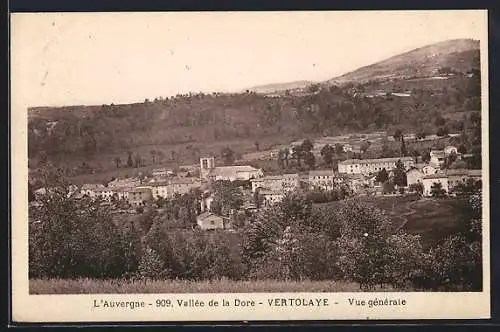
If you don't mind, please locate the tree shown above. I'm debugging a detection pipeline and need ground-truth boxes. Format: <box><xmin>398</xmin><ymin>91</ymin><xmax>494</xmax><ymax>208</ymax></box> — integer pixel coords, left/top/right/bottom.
<box><xmin>430</xmin><ymin>182</ymin><xmax>446</xmax><ymax>198</ymax></box>
<box><xmin>127</xmin><ymin>151</ymin><xmax>133</xmax><ymax>168</ymax></box>
<box><xmin>435</xmin><ymin>116</ymin><xmax>446</xmax><ymax>127</ymax></box>
<box><xmin>303</xmin><ymin>151</ymin><xmax>316</xmax><ymax>170</ymax></box>
<box><xmin>320</xmin><ymin>144</ymin><xmax>334</xmax><ymax>166</ymax></box>
<box><xmin>392</xmin><ymin>160</ymin><xmax>407</xmax><ymax>187</ymax></box>
<box><xmin>393</xmin><ymin>129</ymin><xmax>402</xmax><ymax>141</ymax></box>
<box><xmin>211</xmin><ymin>180</ymin><xmax>243</xmax><ymax>216</ymax></box>
<box><xmin>134</xmin><ymin>153</ymin><xmax>142</xmax><ymax>168</ymax></box>
<box><xmin>400</xmin><ymin>136</ymin><xmax>407</xmax><ymax>157</ymax></box>
<box><xmin>422</xmin><ymin>150</ymin><xmax>431</xmax><ymax>163</ymax></box>
<box><xmin>409</xmin><ymin>182</ymin><xmax>424</xmax><ymax>195</ymax></box>
<box><xmin>114</xmin><ymin>156</ymin><xmax>121</xmax><ymax>168</ymax></box>
<box><xmin>137</xmin><ymin>247</ymin><xmax>166</xmax><ymax>280</ymax></box>
<box><xmin>360</xmin><ymin>141</ymin><xmax>370</xmax><ymax>154</ymax></box>
<box><xmin>292</xmin><ymin>145</ymin><xmax>303</xmax><ymax>167</ymax></box>
<box><xmin>375</xmin><ymin>168</ymin><xmax>389</xmax><ymax>184</ymax></box>
<box><xmin>416</xmin><ymin>129</ymin><xmax>427</xmax><ymax>140</ymax></box>
<box><xmin>334</xmin><ymin>143</ymin><xmax>344</xmax><ymax>156</ymax></box>
<box><xmin>221</xmin><ymin>147</ymin><xmax>235</xmax><ymax>166</ymax></box>
<box><xmin>437</xmin><ymin>126</ymin><xmax>449</xmax><ymax>137</ymax></box>
<box><xmin>254</xmin><ymin>141</ymin><xmax>260</xmax><ymax>151</ymax></box>
<box><xmin>150</xmin><ymin>150</ymin><xmax>157</xmax><ymax>165</ymax></box>
<box><xmin>301</xmin><ymin>138</ymin><xmax>314</xmax><ymax>153</ymax></box>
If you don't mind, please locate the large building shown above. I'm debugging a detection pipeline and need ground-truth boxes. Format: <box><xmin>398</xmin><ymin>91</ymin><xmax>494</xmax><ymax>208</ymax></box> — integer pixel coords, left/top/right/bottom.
<box><xmin>200</xmin><ymin>157</ymin><xmax>263</xmax><ymax>181</ymax></box>
<box><xmin>307</xmin><ymin>170</ymin><xmax>335</xmax><ymax>190</ymax></box>
<box><xmin>338</xmin><ymin>157</ymin><xmax>414</xmax><ymax>175</ymax></box>
<box><xmin>128</xmin><ymin>187</ymin><xmax>153</xmax><ymax>207</ymax></box>
<box><xmin>250</xmin><ymin>173</ymin><xmax>301</xmax><ymax>193</ymax></box>
<box><xmin>149</xmin><ymin>178</ymin><xmax>202</xmax><ymax>199</ymax></box>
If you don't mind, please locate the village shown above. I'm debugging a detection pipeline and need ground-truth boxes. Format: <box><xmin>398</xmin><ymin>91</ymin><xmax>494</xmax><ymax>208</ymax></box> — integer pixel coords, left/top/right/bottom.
<box><xmin>30</xmin><ymin>139</ymin><xmax>482</xmax><ymax>232</ymax></box>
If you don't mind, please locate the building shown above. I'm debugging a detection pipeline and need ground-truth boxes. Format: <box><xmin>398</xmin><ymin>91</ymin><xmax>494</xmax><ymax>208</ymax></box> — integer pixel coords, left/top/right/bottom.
<box><xmin>422</xmin><ymin>173</ymin><xmax>449</xmax><ymax>197</ymax></box>
<box><xmin>430</xmin><ymin>150</ymin><xmax>446</xmax><ymax>167</ymax></box>
<box><xmin>196</xmin><ymin>212</ymin><xmax>225</xmax><ymax>230</ymax></box>
<box><xmin>80</xmin><ymin>184</ymin><xmax>105</xmax><ymax>198</ymax></box>
<box><xmin>406</xmin><ymin>168</ymin><xmax>424</xmax><ymax>187</ymax></box>
<box><xmin>149</xmin><ymin>178</ymin><xmax>202</xmax><ymax>199</ymax></box>
<box><xmin>447</xmin><ymin>169</ymin><xmax>482</xmax><ymax>192</ymax></box>
<box><xmin>258</xmin><ymin>190</ymin><xmax>286</xmax><ymax>206</ymax></box>
<box><xmin>250</xmin><ymin>173</ymin><xmax>301</xmax><ymax>193</ymax></box>
<box><xmin>422</xmin><ymin>165</ymin><xmax>438</xmax><ymax>176</ymax></box>
<box><xmin>151</xmin><ymin>168</ymin><xmax>173</xmax><ymax>178</ymax></box>
<box><xmin>127</xmin><ymin>187</ymin><xmax>152</xmax><ymax>207</ymax></box>
<box><xmin>338</xmin><ymin>157</ymin><xmax>414</xmax><ymax>175</ymax></box>
<box><xmin>200</xmin><ymin>157</ymin><xmax>216</xmax><ymax>179</ymax></box>
<box><xmin>199</xmin><ymin>157</ymin><xmax>263</xmax><ymax>181</ymax></box>
<box><xmin>307</xmin><ymin>169</ymin><xmax>335</xmax><ymax>190</ymax></box>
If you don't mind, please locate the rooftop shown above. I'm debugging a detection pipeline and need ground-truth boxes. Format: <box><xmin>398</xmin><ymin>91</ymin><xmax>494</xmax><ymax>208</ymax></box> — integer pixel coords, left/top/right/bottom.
<box><xmin>309</xmin><ymin>169</ymin><xmax>334</xmax><ymax>176</ymax></box>
<box><xmin>251</xmin><ymin>173</ymin><xmax>299</xmax><ymax>181</ymax></box>
<box><xmin>339</xmin><ymin>157</ymin><xmax>414</xmax><ymax>165</ymax></box>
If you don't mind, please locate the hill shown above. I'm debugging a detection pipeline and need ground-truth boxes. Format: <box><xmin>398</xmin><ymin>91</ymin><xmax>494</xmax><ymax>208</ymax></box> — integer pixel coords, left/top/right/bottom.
<box><xmin>27</xmin><ymin>38</ymin><xmax>482</xmax><ymax>183</ymax></box>
<box><xmin>327</xmin><ymin>38</ymin><xmax>480</xmax><ymax>85</ymax></box>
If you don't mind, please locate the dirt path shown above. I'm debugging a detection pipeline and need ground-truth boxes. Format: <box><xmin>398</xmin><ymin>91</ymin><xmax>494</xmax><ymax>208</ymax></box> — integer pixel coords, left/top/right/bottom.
<box><xmin>394</xmin><ymin>199</ymin><xmax>422</xmax><ymax>232</ymax></box>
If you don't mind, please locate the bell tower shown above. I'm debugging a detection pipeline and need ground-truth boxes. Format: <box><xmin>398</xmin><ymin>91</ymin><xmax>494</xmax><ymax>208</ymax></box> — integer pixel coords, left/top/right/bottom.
<box><xmin>200</xmin><ymin>157</ymin><xmax>215</xmax><ymax>179</ymax></box>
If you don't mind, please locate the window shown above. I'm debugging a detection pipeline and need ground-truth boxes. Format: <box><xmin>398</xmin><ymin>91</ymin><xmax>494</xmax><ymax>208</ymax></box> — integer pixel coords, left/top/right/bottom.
<box><xmin>210</xmin><ymin>220</ymin><xmax>215</xmax><ymax>225</ymax></box>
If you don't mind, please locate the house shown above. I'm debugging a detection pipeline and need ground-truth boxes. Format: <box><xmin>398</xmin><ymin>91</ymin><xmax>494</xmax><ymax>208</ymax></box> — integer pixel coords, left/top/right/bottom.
<box><xmin>338</xmin><ymin>157</ymin><xmax>414</xmax><ymax>175</ymax></box>
<box><xmin>199</xmin><ymin>157</ymin><xmax>263</xmax><ymax>181</ymax></box>
<box><xmin>422</xmin><ymin>173</ymin><xmax>449</xmax><ymax>197</ymax></box>
<box><xmin>196</xmin><ymin>212</ymin><xmax>225</xmax><ymax>230</ymax></box>
<box><xmin>258</xmin><ymin>189</ymin><xmax>286</xmax><ymax>206</ymax></box>
<box><xmin>149</xmin><ymin>178</ymin><xmax>202</xmax><ymax>198</ymax></box>
<box><xmin>430</xmin><ymin>150</ymin><xmax>446</xmax><ymax>167</ymax></box>
<box><xmin>307</xmin><ymin>169</ymin><xmax>335</xmax><ymax>190</ymax></box>
<box><xmin>80</xmin><ymin>184</ymin><xmax>105</xmax><ymax>198</ymax></box>
<box><xmin>447</xmin><ymin>169</ymin><xmax>482</xmax><ymax>192</ymax></box>
<box><xmin>422</xmin><ymin>165</ymin><xmax>438</xmax><ymax>176</ymax></box>
<box><xmin>127</xmin><ymin>187</ymin><xmax>153</xmax><ymax>207</ymax></box>
<box><xmin>95</xmin><ymin>188</ymin><xmax>114</xmax><ymax>201</ymax></box>
<box><xmin>151</xmin><ymin>168</ymin><xmax>173</xmax><ymax>178</ymax></box>
<box><xmin>250</xmin><ymin>173</ymin><xmax>301</xmax><ymax>193</ymax></box>
<box><xmin>406</xmin><ymin>168</ymin><xmax>424</xmax><ymax>187</ymax></box>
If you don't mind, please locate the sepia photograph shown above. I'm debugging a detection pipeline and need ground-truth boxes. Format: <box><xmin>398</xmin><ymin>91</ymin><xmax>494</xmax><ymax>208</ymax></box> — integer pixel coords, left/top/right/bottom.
<box><xmin>11</xmin><ymin>10</ymin><xmax>490</xmax><ymax>322</ymax></box>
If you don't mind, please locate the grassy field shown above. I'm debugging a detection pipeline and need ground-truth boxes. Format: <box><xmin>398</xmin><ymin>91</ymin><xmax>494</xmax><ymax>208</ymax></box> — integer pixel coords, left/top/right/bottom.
<box><xmin>29</xmin><ymin>278</ymin><xmax>397</xmax><ymax>294</ymax></box>
<box><xmin>315</xmin><ymin>195</ymin><xmax>463</xmax><ymax>247</ymax></box>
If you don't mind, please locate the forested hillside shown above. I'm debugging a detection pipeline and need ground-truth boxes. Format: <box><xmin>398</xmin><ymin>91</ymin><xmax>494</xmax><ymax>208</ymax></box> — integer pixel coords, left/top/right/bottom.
<box><xmin>27</xmin><ymin>38</ymin><xmax>482</xmax><ymax>180</ymax></box>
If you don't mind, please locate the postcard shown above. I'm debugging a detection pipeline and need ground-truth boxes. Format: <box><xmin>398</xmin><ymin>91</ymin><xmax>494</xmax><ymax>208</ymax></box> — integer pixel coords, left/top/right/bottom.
<box><xmin>10</xmin><ymin>10</ymin><xmax>490</xmax><ymax>322</ymax></box>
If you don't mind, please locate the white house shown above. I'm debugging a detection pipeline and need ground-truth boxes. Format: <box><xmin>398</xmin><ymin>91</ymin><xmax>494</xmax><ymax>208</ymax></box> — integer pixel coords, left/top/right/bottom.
<box><xmin>406</xmin><ymin>168</ymin><xmax>424</xmax><ymax>187</ymax></box>
<box><xmin>196</xmin><ymin>212</ymin><xmax>225</xmax><ymax>230</ymax></box>
<box><xmin>422</xmin><ymin>173</ymin><xmax>449</xmax><ymax>197</ymax></box>
<box><xmin>430</xmin><ymin>150</ymin><xmax>446</xmax><ymax>167</ymax></box>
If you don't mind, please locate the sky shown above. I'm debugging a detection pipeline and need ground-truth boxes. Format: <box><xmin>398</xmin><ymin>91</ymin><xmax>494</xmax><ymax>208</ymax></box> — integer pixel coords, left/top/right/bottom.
<box><xmin>11</xmin><ymin>10</ymin><xmax>487</xmax><ymax>107</ymax></box>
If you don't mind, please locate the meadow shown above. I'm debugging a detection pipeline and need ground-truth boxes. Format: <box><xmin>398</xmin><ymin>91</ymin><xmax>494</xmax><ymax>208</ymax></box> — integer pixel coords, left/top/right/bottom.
<box><xmin>314</xmin><ymin>194</ymin><xmax>464</xmax><ymax>247</ymax></box>
<box><xmin>29</xmin><ymin>278</ymin><xmax>397</xmax><ymax>294</ymax></box>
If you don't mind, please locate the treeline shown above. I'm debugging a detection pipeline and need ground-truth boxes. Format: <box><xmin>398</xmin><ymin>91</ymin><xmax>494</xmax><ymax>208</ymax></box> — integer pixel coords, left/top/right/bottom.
<box><xmin>29</xmin><ymin>174</ymin><xmax>482</xmax><ymax>291</ymax></box>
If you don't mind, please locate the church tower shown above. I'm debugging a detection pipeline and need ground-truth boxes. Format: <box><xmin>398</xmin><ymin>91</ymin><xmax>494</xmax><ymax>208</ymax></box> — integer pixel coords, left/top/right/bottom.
<box><xmin>200</xmin><ymin>157</ymin><xmax>215</xmax><ymax>179</ymax></box>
